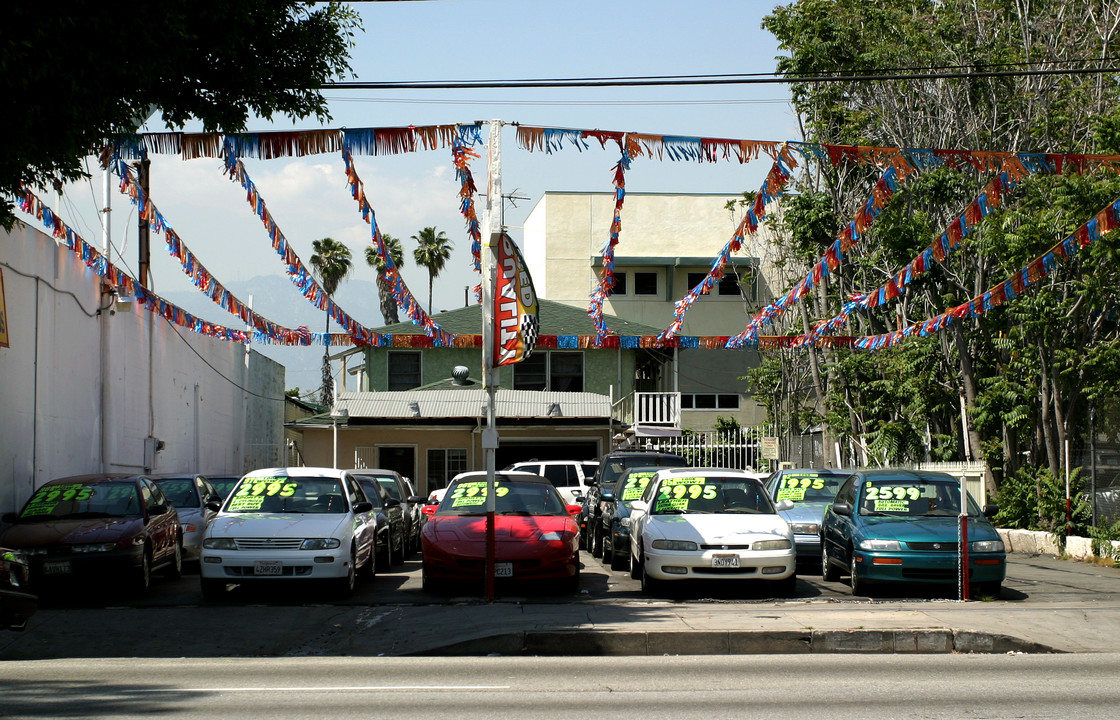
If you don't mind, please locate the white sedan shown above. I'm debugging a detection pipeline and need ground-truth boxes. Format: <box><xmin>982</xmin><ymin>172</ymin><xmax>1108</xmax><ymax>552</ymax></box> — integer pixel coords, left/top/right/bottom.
<box><xmin>199</xmin><ymin>467</ymin><xmax>377</xmax><ymax>599</ymax></box>
<box><xmin>628</xmin><ymin>467</ymin><xmax>797</xmax><ymax>596</ymax></box>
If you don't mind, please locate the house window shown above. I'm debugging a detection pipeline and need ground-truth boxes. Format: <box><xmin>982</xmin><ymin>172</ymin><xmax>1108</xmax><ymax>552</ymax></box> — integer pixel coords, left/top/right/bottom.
<box><xmin>387</xmin><ymin>351</ymin><xmax>421</xmax><ymax>390</ymax></box>
<box><xmin>680</xmin><ymin>393</ymin><xmax>740</xmax><ymax>410</ymax></box>
<box><xmin>633</xmin><ymin>271</ymin><xmax>658</xmax><ymax>296</ymax></box>
<box><xmin>687</xmin><ymin>271</ymin><xmax>745</xmax><ymax>296</ymax></box>
<box><xmin>611</xmin><ymin>272</ymin><xmax>627</xmax><ymax>295</ymax></box>
<box><xmin>427</xmin><ymin>448</ymin><xmax>467</xmax><ymax>490</ymax></box>
<box><xmin>512</xmin><ymin>351</ymin><xmax>584</xmax><ymax>391</ymax></box>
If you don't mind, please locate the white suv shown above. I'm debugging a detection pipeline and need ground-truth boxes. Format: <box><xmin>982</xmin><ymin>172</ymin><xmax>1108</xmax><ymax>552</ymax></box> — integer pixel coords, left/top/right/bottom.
<box><xmin>503</xmin><ymin>460</ymin><xmax>599</xmax><ymax>504</ymax></box>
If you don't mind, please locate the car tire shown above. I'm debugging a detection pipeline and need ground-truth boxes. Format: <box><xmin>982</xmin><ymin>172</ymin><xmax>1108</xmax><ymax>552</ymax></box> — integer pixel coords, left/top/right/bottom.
<box><xmin>166</xmin><ymin>539</ymin><xmax>183</xmax><ymax>580</ymax></box>
<box><xmin>590</xmin><ymin>525</ymin><xmax>603</xmax><ymax>558</ymax></box>
<box><xmin>134</xmin><ymin>547</ymin><xmax>152</xmax><ymax>594</ymax></box>
<box><xmin>630</xmin><ymin>548</ymin><xmax>642</xmax><ymax>579</ymax></box>
<box><xmin>200</xmin><ymin>577</ymin><xmax>226</xmax><ymax>601</ymax></box>
<box><xmin>610</xmin><ymin>539</ymin><xmax>630</xmax><ymax>572</ymax></box>
<box><xmin>640</xmin><ymin>561</ymin><xmax>660</xmax><ymax>596</ymax></box>
<box><xmin>849</xmin><ymin>551</ymin><xmax>871</xmax><ymax>596</ymax></box>
<box><xmin>775</xmin><ymin>573</ymin><xmax>798</xmax><ymax>598</ymax></box>
<box><xmin>565</xmin><ymin>560</ymin><xmax>581</xmax><ymax>594</ymax></box>
<box><xmin>421</xmin><ymin>568</ymin><xmax>443</xmax><ymax>594</ymax></box>
<box><xmin>333</xmin><ymin>548</ymin><xmax>357</xmax><ymax>598</ymax></box>
<box><xmin>821</xmin><ymin>543</ymin><xmax>840</xmax><ymax>582</ymax></box>
<box><xmin>601</xmin><ymin>531</ymin><xmax>613</xmax><ymax>565</ymax></box>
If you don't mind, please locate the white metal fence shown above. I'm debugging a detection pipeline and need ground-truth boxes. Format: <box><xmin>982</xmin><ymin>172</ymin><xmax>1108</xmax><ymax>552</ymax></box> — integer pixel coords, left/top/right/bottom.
<box><xmin>641</xmin><ymin>425</ymin><xmax>776</xmax><ymax>471</ymax></box>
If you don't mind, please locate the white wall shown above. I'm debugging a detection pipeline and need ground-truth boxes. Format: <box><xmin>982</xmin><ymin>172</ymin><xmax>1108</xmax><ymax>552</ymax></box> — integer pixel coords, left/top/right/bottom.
<box><xmin>0</xmin><ymin>223</ymin><xmax>285</xmax><ymax>514</ymax></box>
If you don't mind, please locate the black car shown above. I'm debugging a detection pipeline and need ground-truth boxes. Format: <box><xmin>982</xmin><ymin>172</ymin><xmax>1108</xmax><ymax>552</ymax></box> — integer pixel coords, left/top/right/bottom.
<box><xmin>582</xmin><ymin>450</ymin><xmax>688</xmax><ymax>554</ymax></box>
<box><xmin>0</xmin><ymin>548</ymin><xmax>36</xmax><ymax>631</ymax></box>
<box><xmin>594</xmin><ymin>466</ymin><xmax>663</xmax><ymax>571</ymax></box>
<box><xmin>353</xmin><ymin>470</ymin><xmax>422</xmax><ymax>555</ymax></box>
<box><xmin>354</xmin><ymin>476</ymin><xmax>408</xmax><ymax>571</ymax></box>
<box><xmin>0</xmin><ymin>474</ymin><xmax>183</xmax><ymax>594</ymax></box>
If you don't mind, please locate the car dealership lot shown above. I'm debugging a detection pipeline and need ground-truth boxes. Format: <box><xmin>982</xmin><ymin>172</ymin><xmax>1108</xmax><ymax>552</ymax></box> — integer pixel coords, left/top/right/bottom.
<box><xmin>2</xmin><ymin>551</ymin><xmax>1118</xmax><ymax>659</ymax></box>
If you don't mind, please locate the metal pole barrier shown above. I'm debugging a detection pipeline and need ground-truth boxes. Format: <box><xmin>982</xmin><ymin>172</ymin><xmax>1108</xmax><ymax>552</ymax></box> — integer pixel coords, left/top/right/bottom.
<box><xmin>960</xmin><ymin>470</ymin><xmax>970</xmax><ymax>601</ymax></box>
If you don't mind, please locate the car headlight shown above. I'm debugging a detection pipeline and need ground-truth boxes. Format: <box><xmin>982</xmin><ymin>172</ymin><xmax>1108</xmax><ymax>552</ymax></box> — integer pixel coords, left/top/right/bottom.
<box><xmin>71</xmin><ymin>543</ymin><xmax>115</xmax><ymax>553</ymax></box>
<box><xmin>300</xmin><ymin>538</ymin><xmax>341</xmax><ymax>550</ymax></box>
<box><xmin>651</xmin><ymin>539</ymin><xmax>698</xmax><ymax>551</ymax></box>
<box><xmin>619</xmin><ymin>517</ymin><xmax>631</xmax><ymax>528</ymax></box>
<box><xmin>859</xmin><ymin>539</ymin><xmax>902</xmax><ymax>551</ymax></box>
<box><xmin>752</xmin><ymin>539</ymin><xmax>792</xmax><ymax>550</ymax></box>
<box><xmin>789</xmin><ymin>522</ymin><xmax>820</xmax><ymax>535</ymax></box>
<box><xmin>540</xmin><ymin>531</ymin><xmax>574</xmax><ymax>542</ymax></box>
<box><xmin>971</xmin><ymin>540</ymin><xmax>1005</xmax><ymax>553</ymax></box>
<box><xmin>203</xmin><ymin>538</ymin><xmax>237</xmax><ymax>550</ymax></box>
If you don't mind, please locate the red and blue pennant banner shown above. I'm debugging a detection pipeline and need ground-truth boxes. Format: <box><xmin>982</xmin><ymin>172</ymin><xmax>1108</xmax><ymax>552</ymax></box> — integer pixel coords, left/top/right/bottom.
<box><xmin>341</xmin><ymin>145</ymin><xmax>452</xmax><ymax>346</ymax></box>
<box><xmin>586</xmin><ymin>132</ymin><xmax>634</xmax><ymax>343</ymax></box>
<box><xmin>16</xmin><ymin>187</ymin><xmax>254</xmax><ymax>344</ymax></box>
<box><xmin>106</xmin><ymin>156</ymin><xmax>344</xmax><ymax>347</ymax></box>
<box><xmin>449</xmin><ymin>126</ymin><xmax>485</xmax><ymax>276</ymax></box>
<box><xmin>222</xmin><ymin>142</ymin><xmax>382</xmax><ymax>346</ymax></box>
<box><xmin>853</xmin><ymin>196</ymin><xmax>1120</xmax><ymax>350</ymax></box>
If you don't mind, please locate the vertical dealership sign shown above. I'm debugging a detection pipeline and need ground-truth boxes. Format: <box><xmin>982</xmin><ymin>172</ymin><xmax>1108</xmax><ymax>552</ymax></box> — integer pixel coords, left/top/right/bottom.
<box><xmin>493</xmin><ymin>232</ymin><xmax>538</xmax><ymax>366</ymax></box>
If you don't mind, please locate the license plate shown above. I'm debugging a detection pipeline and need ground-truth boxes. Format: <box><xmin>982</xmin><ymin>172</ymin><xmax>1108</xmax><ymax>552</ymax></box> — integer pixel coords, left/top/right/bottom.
<box><xmin>254</xmin><ymin>560</ymin><xmax>283</xmax><ymax>576</ymax></box>
<box><xmin>43</xmin><ymin>560</ymin><xmax>71</xmax><ymax>575</ymax></box>
<box><xmin>712</xmin><ymin>554</ymin><xmax>740</xmax><ymax>569</ymax></box>
<box><xmin>494</xmin><ymin>562</ymin><xmax>513</xmax><ymax>577</ymax></box>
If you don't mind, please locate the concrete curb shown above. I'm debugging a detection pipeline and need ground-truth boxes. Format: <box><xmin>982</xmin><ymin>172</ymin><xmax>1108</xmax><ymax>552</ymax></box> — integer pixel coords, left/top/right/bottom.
<box><xmin>412</xmin><ymin>629</ymin><xmax>1058</xmax><ymax>657</ymax></box>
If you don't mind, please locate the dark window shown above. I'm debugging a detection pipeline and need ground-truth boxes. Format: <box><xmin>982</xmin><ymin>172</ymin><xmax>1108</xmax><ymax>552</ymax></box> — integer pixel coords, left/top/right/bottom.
<box><xmin>387</xmin><ymin>351</ymin><xmax>421</xmax><ymax>390</ymax></box>
<box><xmin>634</xmin><ymin>272</ymin><xmax>658</xmax><ymax>295</ymax></box>
<box><xmin>428</xmin><ymin>449</ymin><xmax>468</xmax><ymax>489</ymax></box>
<box><xmin>687</xmin><ymin>271</ymin><xmax>742</xmax><ymax>296</ymax></box>
<box><xmin>513</xmin><ymin>353</ymin><xmax>547</xmax><ymax>390</ymax></box>
<box><xmin>612</xmin><ymin>272</ymin><xmax>627</xmax><ymax>296</ymax></box>
<box><xmin>680</xmin><ymin>393</ymin><xmax>741</xmax><ymax>410</ymax></box>
<box><xmin>550</xmin><ymin>352</ymin><xmax>583</xmax><ymax>392</ymax></box>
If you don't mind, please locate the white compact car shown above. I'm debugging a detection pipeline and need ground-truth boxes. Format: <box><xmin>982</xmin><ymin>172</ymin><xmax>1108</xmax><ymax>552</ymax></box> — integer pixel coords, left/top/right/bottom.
<box><xmin>504</xmin><ymin>460</ymin><xmax>599</xmax><ymax>504</ymax></box>
<box><xmin>199</xmin><ymin>467</ymin><xmax>377</xmax><ymax>599</ymax></box>
<box><xmin>628</xmin><ymin>467</ymin><xmax>797</xmax><ymax>596</ymax></box>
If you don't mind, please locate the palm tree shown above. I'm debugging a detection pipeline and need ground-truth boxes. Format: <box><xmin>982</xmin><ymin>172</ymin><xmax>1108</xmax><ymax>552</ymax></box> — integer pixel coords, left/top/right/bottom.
<box><xmin>309</xmin><ymin>237</ymin><xmax>352</xmax><ymax>408</ymax></box>
<box><xmin>365</xmin><ymin>233</ymin><xmax>404</xmax><ymax>325</ymax></box>
<box><xmin>411</xmin><ymin>226</ymin><xmax>453</xmax><ymax>314</ymax></box>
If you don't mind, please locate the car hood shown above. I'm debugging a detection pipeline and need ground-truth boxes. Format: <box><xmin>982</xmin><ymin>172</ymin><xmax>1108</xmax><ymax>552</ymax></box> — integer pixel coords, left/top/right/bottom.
<box><xmin>424</xmin><ymin>514</ymin><xmax>576</xmax><ymax>542</ymax></box>
<box><xmin>645</xmin><ymin>513</ymin><xmax>791</xmax><ymax>543</ymax></box>
<box><xmin>857</xmin><ymin>515</ymin><xmax>1001</xmax><ymax>543</ymax></box>
<box><xmin>207</xmin><ymin>513</ymin><xmax>351</xmax><ymax>539</ymax></box>
<box><xmin>174</xmin><ymin>507</ymin><xmax>206</xmax><ymax>526</ymax></box>
<box><xmin>0</xmin><ymin>516</ymin><xmax>145</xmax><ymax>547</ymax></box>
<box><xmin>779</xmin><ymin>501</ymin><xmax>831</xmax><ymax>524</ymax></box>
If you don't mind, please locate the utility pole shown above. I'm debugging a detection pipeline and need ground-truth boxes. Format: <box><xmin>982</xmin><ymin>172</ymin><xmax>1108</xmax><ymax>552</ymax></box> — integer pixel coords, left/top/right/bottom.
<box><xmin>135</xmin><ymin>158</ymin><xmax>151</xmax><ymax>288</ymax></box>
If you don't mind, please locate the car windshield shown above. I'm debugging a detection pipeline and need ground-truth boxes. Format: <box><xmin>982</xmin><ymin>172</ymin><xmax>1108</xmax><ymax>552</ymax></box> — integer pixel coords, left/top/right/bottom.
<box><xmin>773</xmin><ymin>472</ymin><xmax>845</xmax><ymax>504</ymax></box>
<box><xmin>616</xmin><ymin>469</ymin><xmax>658</xmax><ymax>507</ymax></box>
<box><xmin>208</xmin><ymin>477</ymin><xmax>241</xmax><ymax>499</ymax></box>
<box><xmin>651</xmin><ymin>476</ymin><xmax>774</xmax><ymax>515</ymax></box>
<box><xmin>858</xmin><ymin>479</ymin><xmax>980</xmax><ymax>517</ymax></box>
<box><xmin>18</xmin><ymin>481</ymin><xmax>140</xmax><ymax>520</ymax></box>
<box><xmin>438</xmin><ymin>479</ymin><xmax>568</xmax><ymax>516</ymax></box>
<box><xmin>224</xmin><ymin>475</ymin><xmax>348</xmax><ymax>514</ymax></box>
<box><xmin>154</xmin><ymin>478</ymin><xmax>199</xmax><ymax>508</ymax></box>
<box><xmin>600</xmin><ymin>455</ymin><xmax>687</xmax><ymax>487</ymax></box>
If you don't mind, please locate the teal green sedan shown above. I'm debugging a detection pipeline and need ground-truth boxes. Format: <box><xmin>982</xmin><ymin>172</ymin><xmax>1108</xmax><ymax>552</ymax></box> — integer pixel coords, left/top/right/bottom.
<box><xmin>820</xmin><ymin>470</ymin><xmax>1005</xmax><ymax>596</ymax></box>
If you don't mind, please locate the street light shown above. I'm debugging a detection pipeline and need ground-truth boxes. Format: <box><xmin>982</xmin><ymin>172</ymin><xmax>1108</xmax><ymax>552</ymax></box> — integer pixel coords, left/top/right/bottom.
<box><xmin>330</xmin><ymin>408</ymin><xmax>348</xmax><ymax>469</ymax></box>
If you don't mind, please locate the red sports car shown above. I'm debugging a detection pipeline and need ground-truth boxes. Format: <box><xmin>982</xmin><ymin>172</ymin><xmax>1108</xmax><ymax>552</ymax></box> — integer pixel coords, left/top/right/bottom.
<box><xmin>421</xmin><ymin>472</ymin><xmax>582</xmax><ymax>593</ymax></box>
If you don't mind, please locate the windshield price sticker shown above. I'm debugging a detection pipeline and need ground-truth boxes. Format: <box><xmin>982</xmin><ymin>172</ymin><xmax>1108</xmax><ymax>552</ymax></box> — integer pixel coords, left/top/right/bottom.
<box><xmin>621</xmin><ymin>472</ymin><xmax>655</xmax><ymax>500</ymax></box>
<box><xmin>866</xmin><ymin>485</ymin><xmax>921</xmax><ymax>501</ymax></box>
<box><xmin>653</xmin><ymin>478</ymin><xmax>718</xmax><ymax>511</ymax></box>
<box><xmin>450</xmin><ymin>481</ymin><xmax>509</xmax><ymax>507</ymax></box>
<box><xmin>22</xmin><ymin>484</ymin><xmax>94</xmax><ymax>516</ymax></box>
<box><xmin>874</xmin><ymin>499</ymin><xmax>911</xmax><ymax>512</ymax></box>
<box><xmin>780</xmin><ymin>476</ymin><xmax>826</xmax><ymax>490</ymax></box>
<box><xmin>776</xmin><ymin>487</ymin><xmax>807</xmax><ymax>502</ymax></box>
<box><xmin>228</xmin><ymin>479</ymin><xmax>299</xmax><ymax>511</ymax></box>
<box><xmin>656</xmin><ymin>497</ymin><xmax>691</xmax><ymax>512</ymax></box>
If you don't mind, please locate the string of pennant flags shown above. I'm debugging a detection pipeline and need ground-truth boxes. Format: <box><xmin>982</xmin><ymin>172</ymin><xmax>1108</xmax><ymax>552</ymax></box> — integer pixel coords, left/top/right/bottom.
<box><xmin>90</xmin><ymin>122</ymin><xmax>1120</xmax><ymax>354</ymax></box>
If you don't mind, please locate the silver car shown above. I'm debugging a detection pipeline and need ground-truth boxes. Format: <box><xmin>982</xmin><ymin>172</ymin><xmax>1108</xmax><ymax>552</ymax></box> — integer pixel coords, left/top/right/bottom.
<box><xmin>153</xmin><ymin>474</ymin><xmax>222</xmax><ymax>566</ymax></box>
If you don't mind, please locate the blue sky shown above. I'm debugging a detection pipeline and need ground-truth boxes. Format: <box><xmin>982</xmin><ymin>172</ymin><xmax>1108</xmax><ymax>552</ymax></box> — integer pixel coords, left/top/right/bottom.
<box><xmin>32</xmin><ymin>0</ymin><xmax>799</xmax><ymax>392</ymax></box>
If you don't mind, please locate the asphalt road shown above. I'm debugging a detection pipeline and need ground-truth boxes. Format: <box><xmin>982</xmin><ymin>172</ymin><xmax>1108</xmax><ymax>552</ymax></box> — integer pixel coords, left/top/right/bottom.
<box><xmin>2</xmin><ymin>654</ymin><xmax>1119</xmax><ymax>720</ymax></box>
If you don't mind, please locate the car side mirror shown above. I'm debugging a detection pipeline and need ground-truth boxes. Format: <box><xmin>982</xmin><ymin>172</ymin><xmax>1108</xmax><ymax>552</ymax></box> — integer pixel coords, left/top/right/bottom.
<box><xmin>983</xmin><ymin>504</ymin><xmax>998</xmax><ymax>518</ymax></box>
<box><xmin>205</xmin><ymin>500</ymin><xmax>222</xmax><ymax>512</ymax></box>
<box><xmin>421</xmin><ymin>505</ymin><xmax>437</xmax><ymax>517</ymax></box>
<box><xmin>775</xmin><ymin>499</ymin><xmax>794</xmax><ymax>512</ymax></box>
<box><xmin>831</xmin><ymin>502</ymin><xmax>852</xmax><ymax>517</ymax></box>
<box><xmin>353</xmin><ymin>501</ymin><xmax>374</xmax><ymax>514</ymax></box>
<box><xmin>600</xmin><ymin>490</ymin><xmax>615</xmax><ymax>502</ymax></box>
<box><xmin>407</xmin><ymin>495</ymin><xmax>426</xmax><ymax>504</ymax></box>
<box><xmin>384</xmin><ymin>498</ymin><xmax>401</xmax><ymax>508</ymax></box>
<box><xmin>565</xmin><ymin>504</ymin><xmax>583</xmax><ymax>516</ymax></box>
<box><xmin>148</xmin><ymin>503</ymin><xmax>169</xmax><ymax>516</ymax></box>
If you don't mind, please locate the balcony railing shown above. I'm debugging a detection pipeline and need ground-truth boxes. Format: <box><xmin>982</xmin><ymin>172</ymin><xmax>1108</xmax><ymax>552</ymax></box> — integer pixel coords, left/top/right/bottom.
<box><xmin>613</xmin><ymin>391</ymin><xmax>682</xmax><ymax>437</ymax></box>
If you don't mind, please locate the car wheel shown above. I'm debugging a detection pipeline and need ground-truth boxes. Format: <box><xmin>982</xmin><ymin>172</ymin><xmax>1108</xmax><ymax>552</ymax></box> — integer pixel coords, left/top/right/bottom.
<box><xmin>333</xmin><ymin>548</ymin><xmax>357</xmax><ymax>598</ymax></box>
<box><xmin>630</xmin><ymin>548</ymin><xmax>642</xmax><ymax>580</ymax></box>
<box><xmin>166</xmin><ymin>539</ymin><xmax>183</xmax><ymax>580</ymax></box>
<box><xmin>602</xmin><ymin>530</ymin><xmax>613</xmax><ymax>565</ymax></box>
<box><xmin>610</xmin><ymin>539</ymin><xmax>630</xmax><ymax>572</ymax></box>
<box><xmin>565</xmin><ymin>560</ymin><xmax>581</xmax><ymax>593</ymax></box>
<box><xmin>134</xmin><ymin>547</ymin><xmax>152</xmax><ymax>594</ymax></box>
<box><xmin>591</xmin><ymin>525</ymin><xmax>603</xmax><ymax>558</ymax></box>
<box><xmin>821</xmin><ymin>543</ymin><xmax>840</xmax><ymax>581</ymax></box>
<box><xmin>775</xmin><ymin>573</ymin><xmax>798</xmax><ymax>598</ymax></box>
<box><xmin>421</xmin><ymin>568</ymin><xmax>443</xmax><ymax>594</ymax></box>
<box><xmin>200</xmin><ymin>577</ymin><xmax>226</xmax><ymax>601</ymax></box>
<box><xmin>849</xmin><ymin>551</ymin><xmax>870</xmax><ymax>596</ymax></box>
<box><xmin>640</xmin><ymin>561</ymin><xmax>660</xmax><ymax>596</ymax></box>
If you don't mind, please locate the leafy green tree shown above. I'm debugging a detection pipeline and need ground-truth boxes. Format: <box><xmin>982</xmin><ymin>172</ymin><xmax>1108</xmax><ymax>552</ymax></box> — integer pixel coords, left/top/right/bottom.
<box><xmin>365</xmin><ymin>233</ymin><xmax>405</xmax><ymax>325</ymax></box>
<box><xmin>1</xmin><ymin>2</ymin><xmax>360</xmax><ymax>229</ymax></box>
<box><xmin>411</xmin><ymin>226</ymin><xmax>453</xmax><ymax>314</ymax></box>
<box><xmin>309</xmin><ymin>237</ymin><xmax>353</xmax><ymax>407</ymax></box>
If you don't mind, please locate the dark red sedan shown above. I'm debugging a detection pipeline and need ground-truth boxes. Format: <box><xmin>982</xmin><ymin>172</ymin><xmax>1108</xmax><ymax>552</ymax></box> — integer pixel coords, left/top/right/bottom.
<box><xmin>421</xmin><ymin>472</ymin><xmax>581</xmax><ymax>593</ymax></box>
<box><xmin>0</xmin><ymin>474</ymin><xmax>183</xmax><ymax>594</ymax></box>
